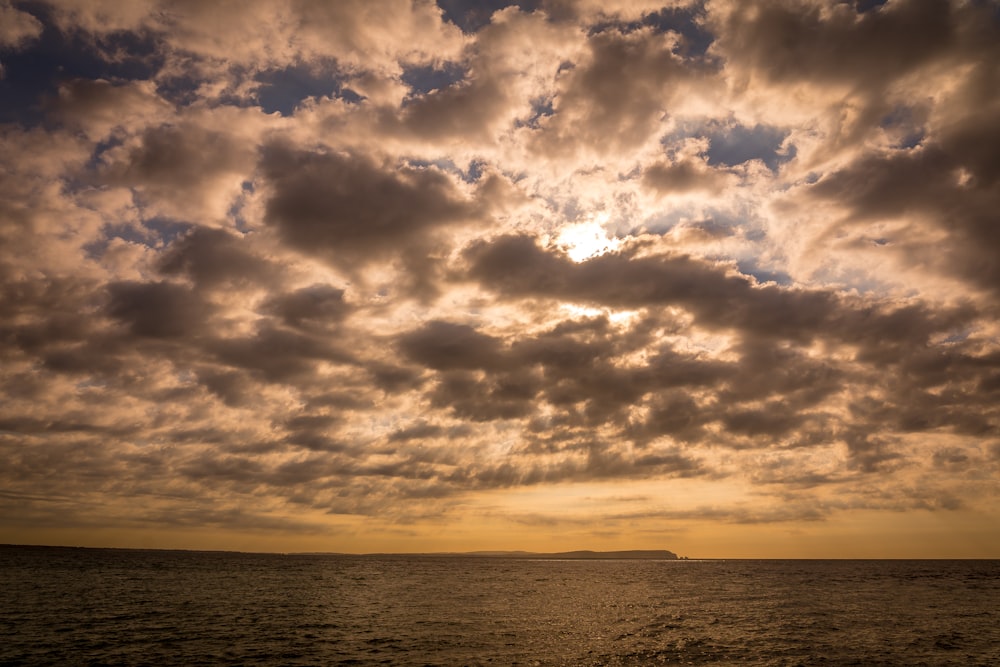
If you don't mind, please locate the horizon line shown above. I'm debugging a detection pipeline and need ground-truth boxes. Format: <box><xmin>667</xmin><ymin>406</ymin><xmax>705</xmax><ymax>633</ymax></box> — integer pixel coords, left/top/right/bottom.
<box><xmin>3</xmin><ymin>543</ymin><xmax>998</xmax><ymax>560</ymax></box>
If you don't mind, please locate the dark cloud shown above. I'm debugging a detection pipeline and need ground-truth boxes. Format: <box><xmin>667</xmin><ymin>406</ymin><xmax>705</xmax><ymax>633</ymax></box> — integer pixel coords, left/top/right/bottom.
<box><xmin>207</xmin><ymin>325</ymin><xmax>355</xmax><ymax>384</ymax></box>
<box><xmin>398</xmin><ymin>320</ymin><xmax>504</xmax><ymax>371</ymax></box>
<box><xmin>463</xmin><ymin>234</ymin><xmax>836</xmax><ymax>342</ymax></box>
<box><xmin>465</xmin><ymin>234</ymin><xmax>980</xmax><ymax>352</ymax></box>
<box><xmin>389</xmin><ymin>421</ymin><xmax>444</xmax><ymax>442</ymax></box>
<box><xmin>428</xmin><ymin>369</ymin><xmax>541</xmax><ymax>422</ymax></box>
<box><xmin>106</xmin><ymin>280</ymin><xmax>211</xmax><ymax>339</ymax></box>
<box><xmin>261</xmin><ymin>144</ymin><xmax>476</xmax><ymax>270</ymax></box>
<box><xmin>195</xmin><ymin>368</ymin><xmax>259</xmax><ymax>408</ymax></box>
<box><xmin>401</xmin><ymin>62</ymin><xmax>469</xmax><ymax>95</ymax></box>
<box><xmin>158</xmin><ymin>227</ymin><xmax>275</xmax><ymax>288</ymax></box>
<box><xmin>634</xmin><ymin>392</ymin><xmax>710</xmax><ymax>444</ymax></box>
<box><xmin>259</xmin><ymin>284</ymin><xmax>350</xmax><ymax>331</ymax></box>
<box><xmin>451</xmin><ymin>235</ymin><xmax>997</xmax><ymax>454</ymax></box>
<box><xmin>713</xmin><ymin>0</ymin><xmax>953</xmax><ymax>89</ymax></box>
<box><xmin>282</xmin><ymin>413</ymin><xmax>346</xmax><ymax>453</ymax></box>
<box><xmin>455</xmin><ymin>440</ymin><xmax>698</xmax><ymax>489</ymax></box>
<box><xmin>808</xmin><ymin>137</ymin><xmax>1000</xmax><ymax>294</ymax></box>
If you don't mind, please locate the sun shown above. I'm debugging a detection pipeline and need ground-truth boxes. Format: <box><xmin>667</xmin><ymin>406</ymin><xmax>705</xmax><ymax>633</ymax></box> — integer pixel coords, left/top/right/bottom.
<box><xmin>555</xmin><ymin>213</ymin><xmax>621</xmax><ymax>262</ymax></box>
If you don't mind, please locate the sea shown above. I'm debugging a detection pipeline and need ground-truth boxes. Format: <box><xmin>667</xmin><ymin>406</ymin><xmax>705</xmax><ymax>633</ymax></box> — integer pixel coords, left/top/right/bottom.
<box><xmin>1</xmin><ymin>546</ymin><xmax>998</xmax><ymax>666</ymax></box>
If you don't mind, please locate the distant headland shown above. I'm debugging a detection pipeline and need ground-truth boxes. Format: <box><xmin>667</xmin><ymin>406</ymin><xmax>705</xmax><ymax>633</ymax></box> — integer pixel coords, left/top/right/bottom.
<box><xmin>342</xmin><ymin>549</ymin><xmax>683</xmax><ymax>560</ymax></box>
<box><xmin>462</xmin><ymin>549</ymin><xmax>680</xmax><ymax>560</ymax></box>
<box><xmin>3</xmin><ymin>544</ymin><xmax>685</xmax><ymax>559</ymax></box>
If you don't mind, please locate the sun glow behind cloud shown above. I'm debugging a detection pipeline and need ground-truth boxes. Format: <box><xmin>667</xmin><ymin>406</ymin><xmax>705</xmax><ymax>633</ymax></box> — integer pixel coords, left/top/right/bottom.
<box><xmin>555</xmin><ymin>213</ymin><xmax>622</xmax><ymax>262</ymax></box>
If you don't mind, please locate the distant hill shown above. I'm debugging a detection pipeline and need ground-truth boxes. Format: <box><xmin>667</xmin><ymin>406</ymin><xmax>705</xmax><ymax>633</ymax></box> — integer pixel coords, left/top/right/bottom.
<box><xmin>291</xmin><ymin>549</ymin><xmax>681</xmax><ymax>559</ymax></box>
<box><xmin>2</xmin><ymin>545</ymin><xmax>683</xmax><ymax>559</ymax></box>
<box><xmin>463</xmin><ymin>549</ymin><xmax>679</xmax><ymax>560</ymax></box>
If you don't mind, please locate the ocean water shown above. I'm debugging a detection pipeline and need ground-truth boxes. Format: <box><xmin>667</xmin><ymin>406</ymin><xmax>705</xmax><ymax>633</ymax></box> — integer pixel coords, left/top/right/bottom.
<box><xmin>1</xmin><ymin>546</ymin><xmax>998</xmax><ymax>666</ymax></box>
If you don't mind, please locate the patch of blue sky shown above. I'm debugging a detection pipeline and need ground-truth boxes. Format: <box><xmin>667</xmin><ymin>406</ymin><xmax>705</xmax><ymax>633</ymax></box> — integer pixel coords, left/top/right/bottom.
<box><xmin>0</xmin><ymin>4</ymin><xmax>161</xmax><ymax>125</ymax></box>
<box><xmin>226</xmin><ymin>181</ymin><xmax>257</xmax><ymax>233</ymax></box>
<box><xmin>154</xmin><ymin>71</ymin><xmax>205</xmax><ymax>107</ymax></box>
<box><xmin>82</xmin><ymin>222</ymin><xmax>143</xmax><ymax>260</ymax></box>
<box><xmin>645</xmin><ymin>5</ymin><xmax>715</xmax><ymax>59</ymax></box>
<box><xmin>228</xmin><ymin>198</ymin><xmax>251</xmax><ymax>234</ymax></box>
<box><xmin>141</xmin><ymin>217</ymin><xmax>195</xmax><ymax>248</ymax></box>
<box><xmin>636</xmin><ymin>210</ymin><xmax>685</xmax><ymax>236</ymax></box>
<box><xmin>463</xmin><ymin>160</ymin><xmax>486</xmax><ymax>183</ymax></box>
<box><xmin>894</xmin><ymin>132</ymin><xmax>924</xmax><ymax>150</ymax></box>
<box><xmin>255</xmin><ymin>61</ymin><xmax>358</xmax><ymax>116</ymax></box>
<box><xmin>939</xmin><ymin>330</ymin><xmax>970</xmax><ymax>345</ymax></box>
<box><xmin>705</xmin><ymin>124</ymin><xmax>794</xmax><ymax>172</ymax></box>
<box><xmin>515</xmin><ymin>96</ymin><xmax>554</xmax><ymax>129</ymax></box>
<box><xmin>84</xmin><ymin>217</ymin><xmax>192</xmax><ymax>260</ymax></box>
<box><xmin>401</xmin><ymin>61</ymin><xmax>467</xmax><ymax>96</ymax></box>
<box><xmin>404</xmin><ymin>157</ymin><xmax>447</xmax><ymax>171</ymax></box>
<box><xmin>854</xmin><ymin>0</ymin><xmax>889</xmax><ymax>13</ymax></box>
<box><xmin>157</xmin><ymin>61</ymin><xmax>361</xmax><ymax>114</ymax></box>
<box><xmin>879</xmin><ymin>105</ymin><xmax>925</xmax><ymax>150</ymax></box>
<box><xmin>58</xmin><ymin>137</ymin><xmax>125</xmax><ymax>195</ymax></box>
<box><xmin>737</xmin><ymin>259</ymin><xmax>793</xmax><ymax>286</ymax></box>
<box><xmin>404</xmin><ymin>156</ymin><xmax>487</xmax><ymax>184</ymax></box>
<box><xmin>435</xmin><ymin>0</ymin><xmax>542</xmax><ymax>33</ymax></box>
<box><xmin>660</xmin><ymin>119</ymin><xmax>794</xmax><ymax>173</ymax></box>
<box><xmin>588</xmin><ymin>2</ymin><xmax>715</xmax><ymax>59</ymax></box>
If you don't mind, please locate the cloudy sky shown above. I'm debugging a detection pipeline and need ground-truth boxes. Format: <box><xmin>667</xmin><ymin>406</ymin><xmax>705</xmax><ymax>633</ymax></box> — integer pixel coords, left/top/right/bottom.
<box><xmin>1</xmin><ymin>0</ymin><xmax>998</xmax><ymax>557</ymax></box>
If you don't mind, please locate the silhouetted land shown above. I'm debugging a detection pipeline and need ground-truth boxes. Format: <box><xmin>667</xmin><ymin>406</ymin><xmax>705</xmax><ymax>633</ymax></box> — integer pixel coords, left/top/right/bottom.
<box><xmin>297</xmin><ymin>549</ymin><xmax>682</xmax><ymax>559</ymax></box>
<box><xmin>1</xmin><ymin>544</ymin><xmax>680</xmax><ymax>559</ymax></box>
<box><xmin>463</xmin><ymin>550</ymin><xmax>679</xmax><ymax>559</ymax></box>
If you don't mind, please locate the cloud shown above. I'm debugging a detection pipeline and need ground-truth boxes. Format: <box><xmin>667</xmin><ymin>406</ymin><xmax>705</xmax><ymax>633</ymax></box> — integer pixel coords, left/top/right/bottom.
<box><xmin>529</xmin><ymin>24</ymin><xmax>700</xmax><ymax>157</ymax></box>
<box><xmin>711</xmin><ymin>0</ymin><xmax>953</xmax><ymax>90</ymax></box>
<box><xmin>0</xmin><ymin>1</ymin><xmax>43</xmax><ymax>49</ymax></box>
<box><xmin>157</xmin><ymin>227</ymin><xmax>276</xmax><ymax>288</ymax></box>
<box><xmin>260</xmin><ymin>284</ymin><xmax>351</xmax><ymax>331</ymax></box>
<box><xmin>399</xmin><ymin>320</ymin><xmax>505</xmax><ymax>370</ymax></box>
<box><xmin>106</xmin><ymin>280</ymin><xmax>211</xmax><ymax>339</ymax></box>
<box><xmin>805</xmin><ymin>121</ymin><xmax>1000</xmax><ymax>295</ymax></box>
<box><xmin>261</xmin><ymin>143</ymin><xmax>477</xmax><ymax>272</ymax></box>
<box><xmin>99</xmin><ymin>122</ymin><xmax>256</xmax><ymax>223</ymax></box>
<box><xmin>642</xmin><ymin>156</ymin><xmax>731</xmax><ymax>195</ymax></box>
<box><xmin>47</xmin><ymin>0</ymin><xmax>465</xmax><ymax>74</ymax></box>
<box><xmin>463</xmin><ymin>234</ymin><xmax>849</xmax><ymax>342</ymax></box>
<box><xmin>1</xmin><ymin>0</ymin><xmax>998</xmax><ymax>555</ymax></box>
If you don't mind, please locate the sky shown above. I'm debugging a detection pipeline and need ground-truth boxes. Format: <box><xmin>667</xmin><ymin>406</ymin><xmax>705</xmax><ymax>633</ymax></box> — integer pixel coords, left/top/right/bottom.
<box><xmin>1</xmin><ymin>0</ymin><xmax>999</xmax><ymax>558</ymax></box>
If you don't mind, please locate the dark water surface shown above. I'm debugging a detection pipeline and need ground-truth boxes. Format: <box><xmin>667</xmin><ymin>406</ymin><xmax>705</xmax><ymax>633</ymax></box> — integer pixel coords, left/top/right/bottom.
<box><xmin>2</xmin><ymin>546</ymin><xmax>998</xmax><ymax>665</ymax></box>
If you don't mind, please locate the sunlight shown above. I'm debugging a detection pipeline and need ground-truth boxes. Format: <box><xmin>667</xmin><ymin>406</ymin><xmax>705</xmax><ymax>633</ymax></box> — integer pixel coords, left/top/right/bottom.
<box><xmin>559</xmin><ymin>303</ymin><xmax>639</xmax><ymax>326</ymax></box>
<box><xmin>555</xmin><ymin>213</ymin><xmax>621</xmax><ymax>262</ymax></box>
